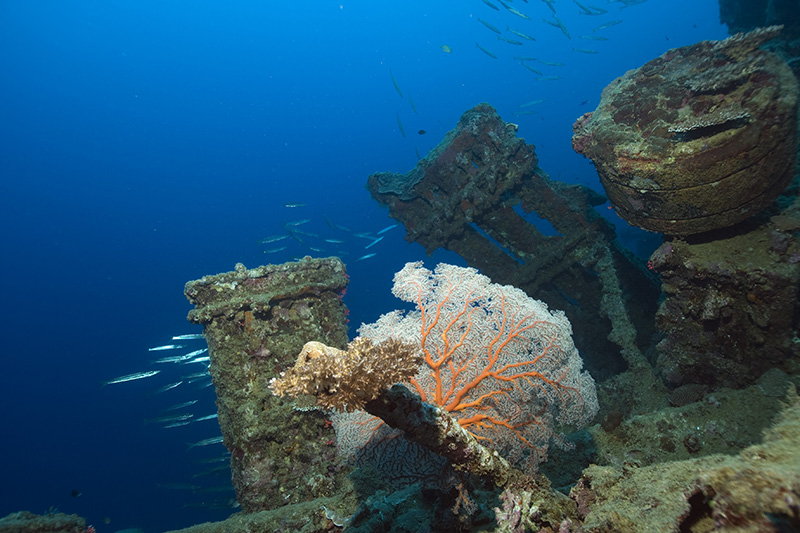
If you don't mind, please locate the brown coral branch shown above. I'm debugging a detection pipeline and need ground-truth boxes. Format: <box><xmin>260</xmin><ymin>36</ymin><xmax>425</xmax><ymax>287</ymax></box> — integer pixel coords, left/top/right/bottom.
<box><xmin>269</xmin><ymin>337</ymin><xmax>422</xmax><ymax>412</ymax></box>
<box><xmin>269</xmin><ymin>338</ymin><xmax>525</xmax><ymax>486</ymax></box>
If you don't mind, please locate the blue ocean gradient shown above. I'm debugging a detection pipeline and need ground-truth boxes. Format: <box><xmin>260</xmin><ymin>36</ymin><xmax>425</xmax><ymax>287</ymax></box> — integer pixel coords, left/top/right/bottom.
<box><xmin>0</xmin><ymin>1</ymin><xmax>726</xmax><ymax>530</ymax></box>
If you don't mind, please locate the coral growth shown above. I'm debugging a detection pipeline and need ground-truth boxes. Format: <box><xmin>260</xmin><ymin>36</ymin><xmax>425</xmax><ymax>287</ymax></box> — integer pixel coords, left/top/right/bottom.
<box><xmin>338</xmin><ymin>262</ymin><xmax>599</xmax><ymax>474</ymax></box>
<box><xmin>269</xmin><ymin>337</ymin><xmax>421</xmax><ymax>412</ymax></box>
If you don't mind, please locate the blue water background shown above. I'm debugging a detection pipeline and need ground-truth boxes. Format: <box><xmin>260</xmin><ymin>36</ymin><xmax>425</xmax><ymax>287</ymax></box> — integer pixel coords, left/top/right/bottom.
<box><xmin>0</xmin><ymin>1</ymin><xmax>726</xmax><ymax>530</ymax></box>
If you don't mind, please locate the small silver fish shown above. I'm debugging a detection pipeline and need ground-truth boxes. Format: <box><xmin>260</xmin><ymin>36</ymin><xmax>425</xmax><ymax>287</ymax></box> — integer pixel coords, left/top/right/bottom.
<box><xmin>163</xmin><ymin>421</ymin><xmax>192</xmax><ymax>429</ymax></box>
<box><xmin>259</xmin><ymin>235</ymin><xmax>289</xmax><ymax>244</ymax></box>
<box><xmin>507</xmin><ymin>27</ymin><xmax>537</xmax><ymax>41</ymax></box>
<box><xmin>166</xmin><ymin>400</ymin><xmax>199</xmax><ymax>411</ymax></box>
<box><xmin>172</xmin><ymin>333</ymin><xmax>205</xmax><ymax>340</ymax></box>
<box><xmin>148</xmin><ymin>344</ymin><xmax>185</xmax><ymax>352</ymax></box>
<box><xmin>284</xmin><ymin>219</ymin><xmax>311</xmax><ymax>227</ymax></box>
<box><xmin>499</xmin><ymin>0</ymin><xmax>531</xmax><ymax>19</ymax></box>
<box><xmin>263</xmin><ymin>246</ymin><xmax>288</xmax><ymax>254</ymax></box>
<box><xmin>153</xmin><ymin>380</ymin><xmax>184</xmax><ymax>393</ymax></box>
<box><xmin>522</xmin><ymin>64</ymin><xmax>544</xmax><ymax>75</ymax></box>
<box><xmin>187</xmin><ymin>436</ymin><xmax>225</xmax><ymax>449</ymax></box>
<box><xmin>357</xmin><ymin>253</ymin><xmax>377</xmax><ymax>261</ymax></box>
<box><xmin>152</xmin><ymin>354</ymin><xmax>195</xmax><ymax>364</ymax></box>
<box><xmin>146</xmin><ymin>413</ymin><xmax>194</xmax><ymax>425</ymax></box>
<box><xmin>476</xmin><ymin>42</ymin><xmax>498</xmax><ymax>59</ymax></box>
<box><xmin>478</xmin><ymin>18</ymin><xmax>502</xmax><ymax>34</ymax></box>
<box><xmin>409</xmin><ymin>96</ymin><xmax>418</xmax><ymax>114</ymax></box>
<box><xmin>593</xmin><ymin>20</ymin><xmax>623</xmax><ymax>32</ymax></box>
<box><xmin>396</xmin><ymin>112</ymin><xmax>406</xmax><ymax>138</ymax></box>
<box><xmin>103</xmin><ymin>370</ymin><xmax>160</xmax><ymax>386</ymax></box>
<box><xmin>284</xmin><ymin>203</ymin><xmax>307</xmax><ymax>208</ymax></box>
<box><xmin>390</xmin><ymin>69</ymin><xmax>403</xmax><ymax>97</ymax></box>
<box><xmin>194</xmin><ymin>413</ymin><xmax>219</xmax><ymax>422</ymax></box>
<box><xmin>497</xmin><ymin>35</ymin><xmax>524</xmax><ymax>45</ymax></box>
<box><xmin>519</xmin><ymin>99</ymin><xmax>546</xmax><ymax>108</ymax></box>
<box><xmin>365</xmin><ymin>236</ymin><xmax>384</xmax><ymax>249</ymax></box>
<box><xmin>376</xmin><ymin>224</ymin><xmax>398</xmax><ymax>235</ymax></box>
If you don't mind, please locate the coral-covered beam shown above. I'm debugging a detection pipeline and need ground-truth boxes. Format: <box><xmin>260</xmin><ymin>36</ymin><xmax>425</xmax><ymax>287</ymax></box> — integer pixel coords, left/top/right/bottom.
<box><xmin>363</xmin><ymin>384</ymin><xmax>521</xmax><ymax>487</ymax></box>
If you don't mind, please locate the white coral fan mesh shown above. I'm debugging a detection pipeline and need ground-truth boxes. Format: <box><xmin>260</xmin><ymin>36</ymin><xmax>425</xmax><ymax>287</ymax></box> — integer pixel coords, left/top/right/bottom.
<box><xmin>340</xmin><ymin>261</ymin><xmax>599</xmax><ymax>473</ymax></box>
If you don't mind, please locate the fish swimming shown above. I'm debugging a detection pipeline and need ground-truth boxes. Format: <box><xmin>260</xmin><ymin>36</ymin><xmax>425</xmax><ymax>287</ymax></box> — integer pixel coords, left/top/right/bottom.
<box><xmin>389</xmin><ymin>69</ymin><xmax>403</xmax><ymax>97</ymax></box>
<box><xmin>182</xmin><ymin>371</ymin><xmax>209</xmax><ymax>380</ymax></box>
<box><xmin>284</xmin><ymin>219</ymin><xmax>310</xmax><ymax>227</ymax></box>
<box><xmin>153</xmin><ymin>380</ymin><xmax>183</xmax><ymax>393</ymax></box>
<box><xmin>396</xmin><ymin>112</ymin><xmax>406</xmax><ymax>137</ymax></box>
<box><xmin>576</xmin><ymin>1</ymin><xmax>608</xmax><ymax>14</ymax></box>
<box><xmin>165</xmin><ymin>400</ymin><xmax>199</xmax><ymax>411</ymax></box>
<box><xmin>476</xmin><ymin>42</ymin><xmax>498</xmax><ymax>59</ymax></box>
<box><xmin>146</xmin><ymin>413</ymin><xmax>194</xmax><ymax>425</ymax></box>
<box><xmin>103</xmin><ymin>370</ymin><xmax>160</xmax><ymax>386</ymax></box>
<box><xmin>498</xmin><ymin>0</ymin><xmax>531</xmax><ymax>19</ymax></box>
<box><xmin>187</xmin><ymin>436</ymin><xmax>225</xmax><ymax>449</ymax></box>
<box><xmin>593</xmin><ymin>20</ymin><xmax>623</xmax><ymax>32</ymax></box>
<box><xmin>507</xmin><ymin>27</ymin><xmax>537</xmax><ymax>41</ymax></box>
<box><xmin>263</xmin><ymin>246</ymin><xmax>287</xmax><ymax>254</ymax></box>
<box><xmin>519</xmin><ymin>99</ymin><xmax>546</xmax><ymax>107</ymax></box>
<box><xmin>481</xmin><ymin>0</ymin><xmax>500</xmax><ymax>9</ymax></box>
<box><xmin>540</xmin><ymin>0</ymin><xmax>557</xmax><ymax>13</ymax></box>
<box><xmin>478</xmin><ymin>18</ymin><xmax>502</xmax><ymax>34</ymax></box>
<box><xmin>545</xmin><ymin>16</ymin><xmax>571</xmax><ymax>39</ymax></box>
<box><xmin>356</xmin><ymin>253</ymin><xmax>377</xmax><ymax>261</ymax></box>
<box><xmin>152</xmin><ymin>354</ymin><xmax>196</xmax><ymax>364</ymax></box>
<box><xmin>365</xmin><ymin>236</ymin><xmax>384</xmax><ymax>249</ymax></box>
<box><xmin>172</xmin><ymin>334</ymin><xmax>204</xmax><ymax>340</ymax></box>
<box><xmin>148</xmin><ymin>344</ymin><xmax>185</xmax><ymax>352</ymax></box>
<box><xmin>497</xmin><ymin>35</ymin><xmax>524</xmax><ymax>45</ymax></box>
<box><xmin>259</xmin><ymin>235</ymin><xmax>289</xmax><ymax>244</ymax></box>
<box><xmin>163</xmin><ymin>421</ymin><xmax>192</xmax><ymax>429</ymax></box>
<box><xmin>377</xmin><ymin>224</ymin><xmax>398</xmax><ymax>234</ymax></box>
